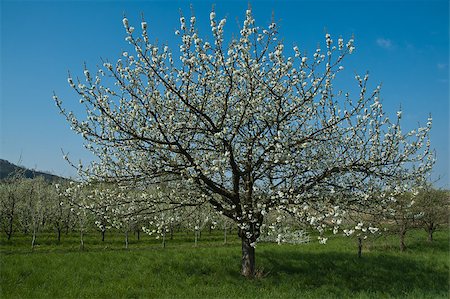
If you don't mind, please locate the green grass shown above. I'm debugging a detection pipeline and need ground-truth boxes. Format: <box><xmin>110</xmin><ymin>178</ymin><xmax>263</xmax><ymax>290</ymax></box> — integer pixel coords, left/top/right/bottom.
<box><xmin>1</xmin><ymin>229</ymin><xmax>448</xmax><ymax>298</ymax></box>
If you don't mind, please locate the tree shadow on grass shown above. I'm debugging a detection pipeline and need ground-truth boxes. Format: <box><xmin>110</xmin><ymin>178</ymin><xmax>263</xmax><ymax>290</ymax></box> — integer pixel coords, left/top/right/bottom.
<box><xmin>260</xmin><ymin>249</ymin><xmax>448</xmax><ymax>296</ymax></box>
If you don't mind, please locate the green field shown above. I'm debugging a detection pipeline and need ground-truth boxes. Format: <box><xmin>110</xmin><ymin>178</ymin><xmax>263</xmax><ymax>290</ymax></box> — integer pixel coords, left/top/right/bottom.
<box><xmin>1</xmin><ymin>229</ymin><xmax>448</xmax><ymax>298</ymax></box>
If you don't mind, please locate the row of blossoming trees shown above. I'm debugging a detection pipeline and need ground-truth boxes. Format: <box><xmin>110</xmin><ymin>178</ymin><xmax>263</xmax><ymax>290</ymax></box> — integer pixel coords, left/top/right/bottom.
<box><xmin>0</xmin><ymin>174</ymin><xmax>77</xmax><ymax>247</ymax></box>
<box><xmin>1</xmin><ymin>173</ymin><xmax>447</xmax><ymax>251</ymax></box>
<box><xmin>0</xmin><ymin>174</ymin><xmax>240</xmax><ymax>249</ymax></box>
<box><xmin>46</xmin><ymin>7</ymin><xmax>443</xmax><ymax>276</ymax></box>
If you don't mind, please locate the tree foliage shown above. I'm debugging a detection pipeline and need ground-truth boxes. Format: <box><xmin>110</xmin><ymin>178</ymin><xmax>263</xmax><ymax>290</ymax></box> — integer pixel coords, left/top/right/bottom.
<box><xmin>414</xmin><ymin>186</ymin><xmax>449</xmax><ymax>242</ymax></box>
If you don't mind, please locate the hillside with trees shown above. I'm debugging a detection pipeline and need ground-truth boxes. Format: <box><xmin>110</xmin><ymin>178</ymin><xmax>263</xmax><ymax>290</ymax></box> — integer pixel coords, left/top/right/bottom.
<box><xmin>0</xmin><ymin>159</ymin><xmax>66</xmax><ymax>182</ymax></box>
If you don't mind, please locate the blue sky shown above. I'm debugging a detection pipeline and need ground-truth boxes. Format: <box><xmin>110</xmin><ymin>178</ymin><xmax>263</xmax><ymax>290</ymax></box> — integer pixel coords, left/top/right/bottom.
<box><xmin>1</xmin><ymin>0</ymin><xmax>448</xmax><ymax>187</ymax></box>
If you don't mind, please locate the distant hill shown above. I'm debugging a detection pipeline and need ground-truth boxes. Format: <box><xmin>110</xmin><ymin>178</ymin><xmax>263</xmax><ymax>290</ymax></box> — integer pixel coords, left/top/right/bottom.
<box><xmin>0</xmin><ymin>159</ymin><xmax>67</xmax><ymax>182</ymax></box>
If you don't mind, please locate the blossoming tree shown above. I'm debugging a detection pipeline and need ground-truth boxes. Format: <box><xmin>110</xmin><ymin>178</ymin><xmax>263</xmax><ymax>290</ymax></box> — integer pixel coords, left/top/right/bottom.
<box><xmin>54</xmin><ymin>9</ymin><xmax>433</xmax><ymax>276</ymax></box>
<box><xmin>414</xmin><ymin>186</ymin><xmax>449</xmax><ymax>242</ymax></box>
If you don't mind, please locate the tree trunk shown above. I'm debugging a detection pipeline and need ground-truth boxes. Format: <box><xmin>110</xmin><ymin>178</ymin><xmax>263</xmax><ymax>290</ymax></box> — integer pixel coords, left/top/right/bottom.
<box><xmin>125</xmin><ymin>230</ymin><xmax>129</xmax><ymax>249</ymax></box>
<box><xmin>57</xmin><ymin>227</ymin><xmax>61</xmax><ymax>243</ymax></box>
<box><xmin>427</xmin><ymin>223</ymin><xmax>434</xmax><ymax>242</ymax></box>
<box><xmin>357</xmin><ymin>237</ymin><xmax>363</xmax><ymax>258</ymax></box>
<box><xmin>241</xmin><ymin>237</ymin><xmax>255</xmax><ymax>277</ymax></box>
<box><xmin>162</xmin><ymin>230</ymin><xmax>166</xmax><ymax>248</ymax></box>
<box><xmin>400</xmin><ymin>226</ymin><xmax>406</xmax><ymax>252</ymax></box>
<box><xmin>224</xmin><ymin>225</ymin><xmax>227</xmax><ymax>244</ymax></box>
<box><xmin>137</xmin><ymin>229</ymin><xmax>140</xmax><ymax>241</ymax></box>
<box><xmin>80</xmin><ymin>228</ymin><xmax>84</xmax><ymax>251</ymax></box>
<box><xmin>7</xmin><ymin>196</ymin><xmax>15</xmax><ymax>240</ymax></box>
<box><xmin>194</xmin><ymin>229</ymin><xmax>198</xmax><ymax>247</ymax></box>
<box><xmin>7</xmin><ymin>216</ymin><xmax>13</xmax><ymax>240</ymax></box>
<box><xmin>31</xmin><ymin>226</ymin><xmax>37</xmax><ymax>250</ymax></box>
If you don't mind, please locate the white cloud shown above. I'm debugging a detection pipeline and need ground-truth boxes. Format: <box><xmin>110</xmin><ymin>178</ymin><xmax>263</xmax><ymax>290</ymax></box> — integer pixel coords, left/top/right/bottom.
<box><xmin>437</xmin><ymin>63</ymin><xmax>448</xmax><ymax>70</ymax></box>
<box><xmin>376</xmin><ymin>38</ymin><xmax>393</xmax><ymax>49</ymax></box>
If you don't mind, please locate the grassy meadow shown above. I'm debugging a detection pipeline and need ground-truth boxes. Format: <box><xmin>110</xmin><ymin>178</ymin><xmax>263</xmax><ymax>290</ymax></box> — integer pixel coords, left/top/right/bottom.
<box><xmin>0</xmin><ymin>228</ymin><xmax>448</xmax><ymax>298</ymax></box>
